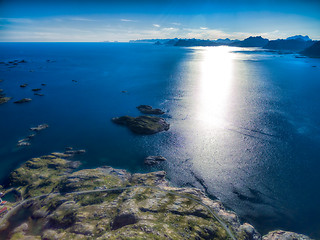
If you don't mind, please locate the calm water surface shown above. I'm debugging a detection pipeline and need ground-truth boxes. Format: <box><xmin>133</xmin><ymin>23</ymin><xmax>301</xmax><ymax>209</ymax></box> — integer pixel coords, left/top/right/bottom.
<box><xmin>0</xmin><ymin>43</ymin><xmax>320</xmax><ymax>238</ymax></box>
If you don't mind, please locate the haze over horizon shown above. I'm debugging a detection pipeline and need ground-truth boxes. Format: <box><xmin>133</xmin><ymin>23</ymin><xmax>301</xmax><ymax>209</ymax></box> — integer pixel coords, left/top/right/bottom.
<box><xmin>0</xmin><ymin>0</ymin><xmax>320</xmax><ymax>42</ymax></box>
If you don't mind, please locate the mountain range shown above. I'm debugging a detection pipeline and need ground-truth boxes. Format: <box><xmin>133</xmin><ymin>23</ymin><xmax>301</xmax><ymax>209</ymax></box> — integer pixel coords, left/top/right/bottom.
<box><xmin>130</xmin><ymin>35</ymin><xmax>320</xmax><ymax>57</ymax></box>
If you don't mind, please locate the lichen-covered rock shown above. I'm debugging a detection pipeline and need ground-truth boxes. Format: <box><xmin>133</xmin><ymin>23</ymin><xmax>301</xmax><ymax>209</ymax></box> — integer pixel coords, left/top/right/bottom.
<box><xmin>9</xmin><ymin>154</ymin><xmax>79</xmax><ymax>198</ymax></box>
<box><xmin>112</xmin><ymin>115</ymin><xmax>170</xmax><ymax>134</ymax></box>
<box><xmin>262</xmin><ymin>230</ymin><xmax>312</xmax><ymax>240</ymax></box>
<box><xmin>0</xmin><ymin>152</ymin><xmax>313</xmax><ymax>240</ymax></box>
<box><xmin>131</xmin><ymin>171</ymin><xmax>168</xmax><ymax>187</ymax></box>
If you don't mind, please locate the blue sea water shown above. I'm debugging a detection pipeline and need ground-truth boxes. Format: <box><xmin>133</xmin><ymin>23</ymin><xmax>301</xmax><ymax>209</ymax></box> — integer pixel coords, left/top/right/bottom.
<box><xmin>0</xmin><ymin>42</ymin><xmax>320</xmax><ymax>238</ymax></box>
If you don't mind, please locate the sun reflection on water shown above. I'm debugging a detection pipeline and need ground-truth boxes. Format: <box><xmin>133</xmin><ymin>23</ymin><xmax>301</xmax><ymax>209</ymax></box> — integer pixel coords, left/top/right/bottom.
<box><xmin>197</xmin><ymin>46</ymin><xmax>234</xmax><ymax>127</ymax></box>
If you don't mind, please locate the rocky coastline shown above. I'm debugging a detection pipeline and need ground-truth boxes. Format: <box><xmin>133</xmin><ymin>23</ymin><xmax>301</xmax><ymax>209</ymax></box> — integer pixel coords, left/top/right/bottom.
<box><xmin>0</xmin><ymin>152</ymin><xmax>312</xmax><ymax>240</ymax></box>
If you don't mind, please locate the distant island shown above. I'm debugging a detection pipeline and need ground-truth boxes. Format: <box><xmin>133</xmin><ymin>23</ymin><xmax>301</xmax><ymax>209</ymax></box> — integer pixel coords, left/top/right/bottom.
<box><xmin>130</xmin><ymin>35</ymin><xmax>320</xmax><ymax>57</ymax></box>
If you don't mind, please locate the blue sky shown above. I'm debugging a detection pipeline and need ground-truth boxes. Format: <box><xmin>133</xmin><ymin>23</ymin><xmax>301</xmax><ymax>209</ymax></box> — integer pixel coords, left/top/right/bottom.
<box><xmin>0</xmin><ymin>0</ymin><xmax>320</xmax><ymax>42</ymax></box>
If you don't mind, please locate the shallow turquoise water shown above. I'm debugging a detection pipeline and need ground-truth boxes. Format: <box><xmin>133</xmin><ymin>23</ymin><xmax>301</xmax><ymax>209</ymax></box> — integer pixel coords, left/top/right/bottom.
<box><xmin>0</xmin><ymin>43</ymin><xmax>320</xmax><ymax>238</ymax></box>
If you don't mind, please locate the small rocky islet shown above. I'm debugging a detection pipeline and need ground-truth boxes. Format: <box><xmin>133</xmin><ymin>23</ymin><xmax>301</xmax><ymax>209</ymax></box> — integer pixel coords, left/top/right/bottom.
<box><xmin>13</xmin><ymin>98</ymin><xmax>32</xmax><ymax>104</ymax></box>
<box><xmin>112</xmin><ymin>115</ymin><xmax>170</xmax><ymax>134</ymax></box>
<box><xmin>17</xmin><ymin>124</ymin><xmax>49</xmax><ymax>147</ymax></box>
<box><xmin>0</xmin><ymin>87</ymin><xmax>12</xmax><ymax>104</ymax></box>
<box><xmin>0</xmin><ymin>152</ymin><xmax>311</xmax><ymax>240</ymax></box>
<box><xmin>137</xmin><ymin>105</ymin><xmax>165</xmax><ymax>115</ymax></box>
<box><xmin>144</xmin><ymin>155</ymin><xmax>167</xmax><ymax>165</ymax></box>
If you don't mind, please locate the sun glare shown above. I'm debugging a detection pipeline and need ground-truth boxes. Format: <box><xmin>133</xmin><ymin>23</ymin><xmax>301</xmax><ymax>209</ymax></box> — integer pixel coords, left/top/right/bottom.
<box><xmin>196</xmin><ymin>46</ymin><xmax>234</xmax><ymax>127</ymax></box>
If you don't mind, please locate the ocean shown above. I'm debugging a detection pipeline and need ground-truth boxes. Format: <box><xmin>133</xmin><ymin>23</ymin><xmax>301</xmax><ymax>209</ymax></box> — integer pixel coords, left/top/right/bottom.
<box><xmin>0</xmin><ymin>42</ymin><xmax>320</xmax><ymax>238</ymax></box>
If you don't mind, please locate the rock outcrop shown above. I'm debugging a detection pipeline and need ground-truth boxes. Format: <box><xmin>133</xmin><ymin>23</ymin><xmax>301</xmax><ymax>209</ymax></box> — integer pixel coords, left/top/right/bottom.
<box><xmin>0</xmin><ymin>153</ymin><xmax>313</xmax><ymax>240</ymax></box>
<box><xmin>112</xmin><ymin>115</ymin><xmax>170</xmax><ymax>134</ymax></box>
<box><xmin>144</xmin><ymin>155</ymin><xmax>167</xmax><ymax>165</ymax></box>
<box><xmin>137</xmin><ymin>105</ymin><xmax>165</xmax><ymax>115</ymax></box>
<box><xmin>13</xmin><ymin>98</ymin><xmax>32</xmax><ymax>104</ymax></box>
<box><xmin>0</xmin><ymin>97</ymin><xmax>11</xmax><ymax>104</ymax></box>
<box><xmin>0</xmin><ymin>89</ymin><xmax>11</xmax><ymax>104</ymax></box>
<box><xmin>30</xmin><ymin>124</ymin><xmax>49</xmax><ymax>132</ymax></box>
<box><xmin>263</xmin><ymin>230</ymin><xmax>311</xmax><ymax>240</ymax></box>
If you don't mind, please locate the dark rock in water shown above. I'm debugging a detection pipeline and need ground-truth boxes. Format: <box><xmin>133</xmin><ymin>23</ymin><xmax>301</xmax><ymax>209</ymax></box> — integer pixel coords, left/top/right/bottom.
<box><xmin>112</xmin><ymin>115</ymin><xmax>170</xmax><ymax>134</ymax></box>
<box><xmin>121</xmin><ymin>90</ymin><xmax>127</xmax><ymax>93</ymax></box>
<box><xmin>19</xmin><ymin>60</ymin><xmax>27</xmax><ymax>63</ymax></box>
<box><xmin>72</xmin><ymin>80</ymin><xmax>78</xmax><ymax>82</ymax></box>
<box><xmin>14</xmin><ymin>98</ymin><xmax>32</xmax><ymax>104</ymax></box>
<box><xmin>32</xmin><ymin>88</ymin><xmax>41</xmax><ymax>92</ymax></box>
<box><xmin>17</xmin><ymin>138</ymin><xmax>31</xmax><ymax>147</ymax></box>
<box><xmin>65</xmin><ymin>147</ymin><xmax>73</xmax><ymax>151</ymax></box>
<box><xmin>17</xmin><ymin>134</ymin><xmax>36</xmax><ymax>147</ymax></box>
<box><xmin>0</xmin><ymin>97</ymin><xmax>11</xmax><ymax>104</ymax></box>
<box><xmin>64</xmin><ymin>149</ymin><xmax>86</xmax><ymax>155</ymax></box>
<box><xmin>30</xmin><ymin>124</ymin><xmax>49</xmax><ymax>131</ymax></box>
<box><xmin>41</xmin><ymin>83</ymin><xmax>46</xmax><ymax>86</ymax></box>
<box><xmin>137</xmin><ymin>105</ymin><xmax>164</xmax><ymax>115</ymax></box>
<box><xmin>34</xmin><ymin>93</ymin><xmax>44</xmax><ymax>96</ymax></box>
<box><xmin>20</xmin><ymin>84</ymin><xmax>28</xmax><ymax>88</ymax></box>
<box><xmin>144</xmin><ymin>156</ymin><xmax>167</xmax><ymax>165</ymax></box>
<box><xmin>27</xmin><ymin>134</ymin><xmax>36</xmax><ymax>139</ymax></box>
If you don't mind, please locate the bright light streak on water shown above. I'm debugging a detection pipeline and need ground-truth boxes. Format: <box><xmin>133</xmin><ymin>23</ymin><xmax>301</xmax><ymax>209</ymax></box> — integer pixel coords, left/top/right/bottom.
<box><xmin>197</xmin><ymin>46</ymin><xmax>234</xmax><ymax>128</ymax></box>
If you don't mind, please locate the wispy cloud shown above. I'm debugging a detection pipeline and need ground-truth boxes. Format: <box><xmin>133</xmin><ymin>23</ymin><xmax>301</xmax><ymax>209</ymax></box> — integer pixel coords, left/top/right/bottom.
<box><xmin>120</xmin><ymin>19</ymin><xmax>136</xmax><ymax>22</ymax></box>
<box><xmin>153</xmin><ymin>24</ymin><xmax>160</xmax><ymax>28</ymax></box>
<box><xmin>0</xmin><ymin>18</ymin><xmax>33</xmax><ymax>24</ymax></box>
<box><xmin>172</xmin><ymin>22</ymin><xmax>181</xmax><ymax>26</ymax></box>
<box><xmin>200</xmin><ymin>27</ymin><xmax>207</xmax><ymax>30</ymax></box>
<box><xmin>69</xmin><ymin>17</ymin><xmax>96</xmax><ymax>22</ymax></box>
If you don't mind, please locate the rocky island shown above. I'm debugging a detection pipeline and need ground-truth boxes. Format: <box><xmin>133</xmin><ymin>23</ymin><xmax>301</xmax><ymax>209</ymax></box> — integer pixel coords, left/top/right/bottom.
<box><xmin>0</xmin><ymin>89</ymin><xmax>11</xmax><ymax>104</ymax></box>
<box><xmin>13</xmin><ymin>98</ymin><xmax>32</xmax><ymax>104</ymax></box>
<box><xmin>137</xmin><ymin>105</ymin><xmax>165</xmax><ymax>115</ymax></box>
<box><xmin>112</xmin><ymin>115</ymin><xmax>170</xmax><ymax>134</ymax></box>
<box><xmin>0</xmin><ymin>153</ymin><xmax>312</xmax><ymax>240</ymax></box>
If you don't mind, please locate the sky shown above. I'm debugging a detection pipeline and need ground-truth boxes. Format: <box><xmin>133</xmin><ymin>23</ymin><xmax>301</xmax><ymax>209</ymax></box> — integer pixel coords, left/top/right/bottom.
<box><xmin>0</xmin><ymin>0</ymin><xmax>320</xmax><ymax>42</ymax></box>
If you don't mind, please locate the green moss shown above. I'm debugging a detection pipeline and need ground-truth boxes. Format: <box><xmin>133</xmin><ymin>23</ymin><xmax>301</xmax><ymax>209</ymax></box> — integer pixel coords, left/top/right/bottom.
<box><xmin>74</xmin><ymin>192</ymin><xmax>105</xmax><ymax>206</ymax></box>
<box><xmin>49</xmin><ymin>206</ymin><xmax>78</xmax><ymax>228</ymax></box>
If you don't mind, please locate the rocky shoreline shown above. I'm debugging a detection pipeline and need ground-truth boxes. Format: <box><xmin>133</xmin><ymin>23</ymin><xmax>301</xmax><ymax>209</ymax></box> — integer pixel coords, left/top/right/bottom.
<box><xmin>0</xmin><ymin>152</ymin><xmax>312</xmax><ymax>240</ymax></box>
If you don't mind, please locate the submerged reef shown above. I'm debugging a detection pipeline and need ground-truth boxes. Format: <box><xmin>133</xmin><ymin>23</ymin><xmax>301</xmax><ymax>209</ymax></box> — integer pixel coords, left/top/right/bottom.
<box><xmin>0</xmin><ymin>153</ymin><xmax>312</xmax><ymax>240</ymax></box>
